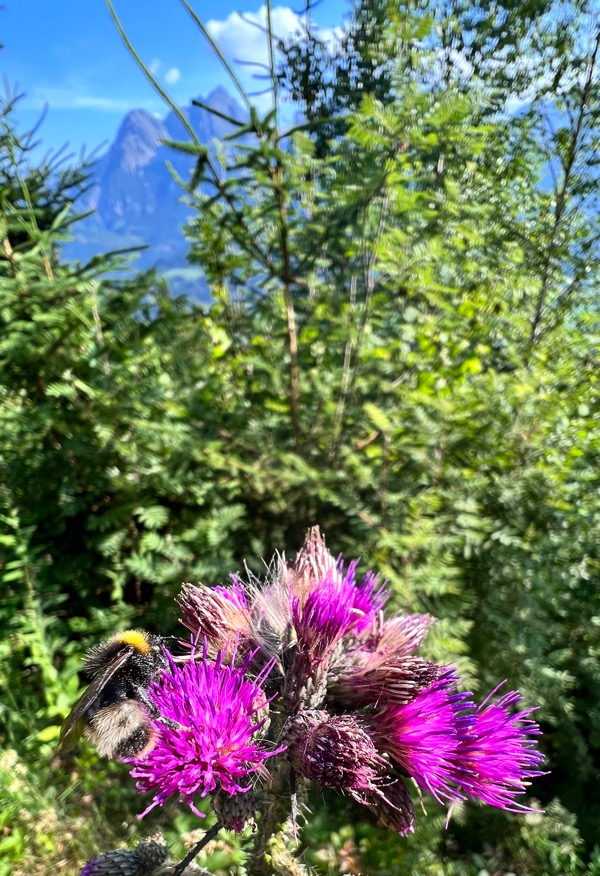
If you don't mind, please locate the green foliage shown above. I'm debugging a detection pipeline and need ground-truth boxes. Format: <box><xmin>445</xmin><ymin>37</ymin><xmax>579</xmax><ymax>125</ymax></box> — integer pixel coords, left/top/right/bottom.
<box><xmin>1</xmin><ymin>0</ymin><xmax>599</xmax><ymax>871</ymax></box>
<box><xmin>303</xmin><ymin>794</ymin><xmax>599</xmax><ymax>876</ymax></box>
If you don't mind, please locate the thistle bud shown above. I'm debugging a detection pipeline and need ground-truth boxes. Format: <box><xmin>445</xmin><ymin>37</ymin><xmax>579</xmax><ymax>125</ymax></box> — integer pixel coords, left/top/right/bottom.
<box><xmin>285</xmin><ymin>526</ymin><xmax>339</xmax><ymax>606</ymax></box>
<box><xmin>328</xmin><ymin>655</ymin><xmax>443</xmax><ymax>709</ymax></box>
<box><xmin>364</xmin><ymin>778</ymin><xmax>416</xmax><ymax>836</ymax></box>
<box><xmin>285</xmin><ymin>710</ymin><xmax>388</xmax><ymax>802</ymax></box>
<box><xmin>212</xmin><ymin>789</ymin><xmax>258</xmax><ymax>833</ymax></box>
<box><xmin>81</xmin><ymin>833</ymin><xmax>167</xmax><ymax>876</ymax></box>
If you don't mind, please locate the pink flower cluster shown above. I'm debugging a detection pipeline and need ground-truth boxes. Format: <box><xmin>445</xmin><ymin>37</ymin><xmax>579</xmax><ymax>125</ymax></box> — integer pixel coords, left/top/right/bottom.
<box><xmin>161</xmin><ymin>527</ymin><xmax>545</xmax><ymax>834</ymax></box>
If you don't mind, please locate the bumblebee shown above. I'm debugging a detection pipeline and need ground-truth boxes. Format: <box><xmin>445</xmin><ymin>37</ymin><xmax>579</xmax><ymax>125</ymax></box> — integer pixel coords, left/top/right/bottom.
<box><xmin>59</xmin><ymin>630</ymin><xmax>167</xmax><ymax>759</ymax></box>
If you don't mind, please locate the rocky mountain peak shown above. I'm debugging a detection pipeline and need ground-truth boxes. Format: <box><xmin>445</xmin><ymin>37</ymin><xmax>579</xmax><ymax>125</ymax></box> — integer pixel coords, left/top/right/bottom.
<box><xmin>110</xmin><ymin>109</ymin><xmax>167</xmax><ymax>172</ymax></box>
<box><xmin>64</xmin><ymin>87</ymin><xmax>246</xmax><ymax>299</ymax></box>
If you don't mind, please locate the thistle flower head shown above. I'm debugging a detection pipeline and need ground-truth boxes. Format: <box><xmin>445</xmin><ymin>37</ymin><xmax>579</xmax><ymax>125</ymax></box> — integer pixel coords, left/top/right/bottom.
<box><xmin>328</xmin><ymin>655</ymin><xmax>443</xmax><ymax>710</ymax></box>
<box><xmin>292</xmin><ymin>572</ymin><xmax>356</xmax><ymax>668</ymax></box>
<box><xmin>363</xmin><ymin>775</ymin><xmax>416</xmax><ymax>836</ymax></box>
<box><xmin>285</xmin><ymin>710</ymin><xmax>388</xmax><ymax>802</ymax></box>
<box><xmin>212</xmin><ymin>788</ymin><xmax>258</xmax><ymax>833</ymax></box>
<box><xmin>288</xmin><ymin>534</ymin><xmax>392</xmax><ymax>693</ymax></box>
<box><xmin>453</xmin><ymin>685</ymin><xmax>546</xmax><ymax>812</ymax></box>
<box><xmin>285</xmin><ymin>530</ymin><xmax>387</xmax><ymax>629</ymax></box>
<box><xmin>129</xmin><ymin>645</ymin><xmax>284</xmax><ymax>820</ymax></box>
<box><xmin>178</xmin><ymin>582</ymin><xmax>254</xmax><ymax>661</ymax></box>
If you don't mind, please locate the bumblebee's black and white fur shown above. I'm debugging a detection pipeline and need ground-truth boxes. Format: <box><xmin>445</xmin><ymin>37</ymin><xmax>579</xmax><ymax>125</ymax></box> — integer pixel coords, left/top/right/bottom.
<box><xmin>59</xmin><ymin>630</ymin><xmax>167</xmax><ymax>759</ymax></box>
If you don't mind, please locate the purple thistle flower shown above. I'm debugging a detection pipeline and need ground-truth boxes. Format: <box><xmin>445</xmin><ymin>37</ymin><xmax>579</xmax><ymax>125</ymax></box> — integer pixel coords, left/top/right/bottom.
<box><xmin>292</xmin><ymin>572</ymin><xmax>356</xmax><ymax>668</ymax></box>
<box><xmin>129</xmin><ymin>646</ymin><xmax>285</xmax><ymax>820</ymax></box>
<box><xmin>371</xmin><ymin>670</ymin><xmax>474</xmax><ymax>803</ymax></box>
<box><xmin>287</xmin><ymin>531</ymin><xmax>386</xmax><ymax>631</ymax></box>
<box><xmin>452</xmin><ymin>685</ymin><xmax>546</xmax><ymax>813</ymax></box>
<box><xmin>291</xmin><ymin>560</ymin><xmax>389</xmax><ymax>671</ymax></box>
<box><xmin>215</xmin><ymin>576</ymin><xmax>249</xmax><ymax>611</ymax></box>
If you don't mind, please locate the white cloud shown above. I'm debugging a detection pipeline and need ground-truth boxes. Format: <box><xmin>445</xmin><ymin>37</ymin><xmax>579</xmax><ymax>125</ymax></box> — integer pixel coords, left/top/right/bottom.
<box><xmin>149</xmin><ymin>58</ymin><xmax>162</xmax><ymax>75</ymax></box>
<box><xmin>205</xmin><ymin>5</ymin><xmax>341</xmax><ymax>111</ymax></box>
<box><xmin>207</xmin><ymin>5</ymin><xmax>340</xmax><ymax>67</ymax></box>
<box><xmin>23</xmin><ymin>87</ymin><xmax>161</xmax><ymax>114</ymax></box>
<box><xmin>165</xmin><ymin>67</ymin><xmax>181</xmax><ymax>85</ymax></box>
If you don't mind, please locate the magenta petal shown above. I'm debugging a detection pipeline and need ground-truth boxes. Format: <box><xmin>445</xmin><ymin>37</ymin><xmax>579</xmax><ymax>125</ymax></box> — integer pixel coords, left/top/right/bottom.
<box><xmin>453</xmin><ymin>685</ymin><xmax>546</xmax><ymax>812</ymax></box>
<box><xmin>371</xmin><ymin>670</ymin><xmax>474</xmax><ymax>803</ymax></box>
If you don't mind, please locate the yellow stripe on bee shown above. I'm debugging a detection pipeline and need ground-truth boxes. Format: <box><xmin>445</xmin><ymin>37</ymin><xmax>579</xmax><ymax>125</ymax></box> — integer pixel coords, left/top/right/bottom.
<box><xmin>114</xmin><ymin>630</ymin><xmax>151</xmax><ymax>653</ymax></box>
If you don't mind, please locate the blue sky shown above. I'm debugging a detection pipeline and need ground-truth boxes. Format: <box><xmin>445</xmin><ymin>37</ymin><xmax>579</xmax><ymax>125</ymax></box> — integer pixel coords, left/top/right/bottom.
<box><xmin>2</xmin><ymin>0</ymin><xmax>347</xmax><ymax>158</ymax></box>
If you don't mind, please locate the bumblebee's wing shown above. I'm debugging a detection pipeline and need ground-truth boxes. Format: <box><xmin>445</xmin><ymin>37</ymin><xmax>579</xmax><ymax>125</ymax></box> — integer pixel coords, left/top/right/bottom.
<box><xmin>58</xmin><ymin>647</ymin><xmax>133</xmax><ymax>751</ymax></box>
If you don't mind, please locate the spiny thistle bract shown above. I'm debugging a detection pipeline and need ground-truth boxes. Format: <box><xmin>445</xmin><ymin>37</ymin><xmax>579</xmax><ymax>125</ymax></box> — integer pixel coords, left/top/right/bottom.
<box><xmin>80</xmin><ymin>527</ymin><xmax>545</xmax><ymax>872</ymax></box>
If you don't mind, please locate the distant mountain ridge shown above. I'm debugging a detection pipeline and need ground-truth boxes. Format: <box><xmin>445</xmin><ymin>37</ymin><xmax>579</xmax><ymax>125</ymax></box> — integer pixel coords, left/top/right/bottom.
<box><xmin>63</xmin><ymin>86</ymin><xmax>246</xmax><ymax>298</ymax></box>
